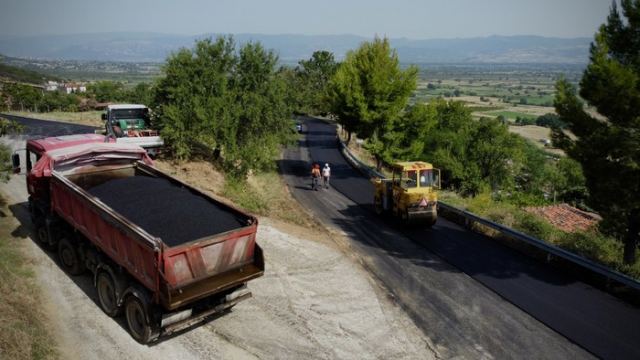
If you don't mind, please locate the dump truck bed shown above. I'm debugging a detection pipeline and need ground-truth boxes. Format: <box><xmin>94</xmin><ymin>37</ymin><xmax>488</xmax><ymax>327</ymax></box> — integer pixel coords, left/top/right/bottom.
<box><xmin>50</xmin><ymin>161</ymin><xmax>263</xmax><ymax>310</ymax></box>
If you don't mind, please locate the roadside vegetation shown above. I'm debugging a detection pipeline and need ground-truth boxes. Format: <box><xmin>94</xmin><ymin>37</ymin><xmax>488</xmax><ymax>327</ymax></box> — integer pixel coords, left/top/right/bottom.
<box><xmin>323</xmin><ymin>8</ymin><xmax>640</xmax><ymax>273</ymax></box>
<box><xmin>0</xmin><ymin>117</ymin><xmax>22</xmax><ymax>180</ymax></box>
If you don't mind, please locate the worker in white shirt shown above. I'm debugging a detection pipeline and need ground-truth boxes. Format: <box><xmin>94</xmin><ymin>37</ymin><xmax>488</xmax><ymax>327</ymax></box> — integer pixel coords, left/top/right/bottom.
<box><xmin>322</xmin><ymin>163</ymin><xmax>331</xmax><ymax>189</ymax></box>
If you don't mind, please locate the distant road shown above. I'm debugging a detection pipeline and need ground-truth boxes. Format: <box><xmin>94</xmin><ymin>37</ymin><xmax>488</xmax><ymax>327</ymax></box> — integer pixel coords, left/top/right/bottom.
<box><xmin>1</xmin><ymin>113</ymin><xmax>98</xmax><ymax>138</ymax></box>
<box><xmin>281</xmin><ymin>116</ymin><xmax>640</xmax><ymax>360</ymax></box>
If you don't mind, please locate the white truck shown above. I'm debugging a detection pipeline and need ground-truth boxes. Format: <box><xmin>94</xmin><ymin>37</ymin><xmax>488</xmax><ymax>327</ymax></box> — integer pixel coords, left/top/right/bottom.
<box><xmin>102</xmin><ymin>104</ymin><xmax>164</xmax><ymax>157</ymax></box>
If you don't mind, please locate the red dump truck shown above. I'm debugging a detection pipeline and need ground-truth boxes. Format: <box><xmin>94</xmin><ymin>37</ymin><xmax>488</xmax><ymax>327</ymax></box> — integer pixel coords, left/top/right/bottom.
<box><xmin>13</xmin><ymin>134</ymin><xmax>264</xmax><ymax>343</ymax></box>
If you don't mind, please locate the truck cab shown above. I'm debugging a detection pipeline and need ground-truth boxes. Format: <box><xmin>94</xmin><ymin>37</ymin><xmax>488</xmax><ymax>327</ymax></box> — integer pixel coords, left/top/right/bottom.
<box><xmin>373</xmin><ymin>161</ymin><xmax>440</xmax><ymax>226</ymax></box>
<box><xmin>102</xmin><ymin>104</ymin><xmax>163</xmax><ymax>157</ymax></box>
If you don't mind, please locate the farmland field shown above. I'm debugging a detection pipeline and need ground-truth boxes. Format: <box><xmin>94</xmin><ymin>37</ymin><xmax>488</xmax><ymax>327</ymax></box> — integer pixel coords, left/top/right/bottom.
<box><xmin>412</xmin><ymin>62</ymin><xmax>583</xmax><ymax>154</ymax></box>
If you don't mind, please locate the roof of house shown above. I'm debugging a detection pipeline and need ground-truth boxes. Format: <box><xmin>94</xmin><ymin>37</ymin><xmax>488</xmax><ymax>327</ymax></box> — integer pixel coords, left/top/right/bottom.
<box><xmin>525</xmin><ymin>203</ymin><xmax>601</xmax><ymax>233</ymax></box>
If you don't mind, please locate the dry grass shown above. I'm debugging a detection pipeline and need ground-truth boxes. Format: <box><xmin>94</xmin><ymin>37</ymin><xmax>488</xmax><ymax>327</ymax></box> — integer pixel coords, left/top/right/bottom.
<box><xmin>5</xmin><ymin>111</ymin><xmax>103</xmax><ymax>127</ymax></box>
<box><xmin>0</xmin><ymin>195</ymin><xmax>58</xmax><ymax>360</ymax></box>
<box><xmin>508</xmin><ymin>125</ymin><xmax>565</xmax><ymax>156</ymax></box>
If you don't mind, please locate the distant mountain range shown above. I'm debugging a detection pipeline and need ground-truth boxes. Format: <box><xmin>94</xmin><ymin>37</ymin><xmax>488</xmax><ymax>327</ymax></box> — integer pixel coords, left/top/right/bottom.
<box><xmin>0</xmin><ymin>32</ymin><xmax>592</xmax><ymax>64</ymax></box>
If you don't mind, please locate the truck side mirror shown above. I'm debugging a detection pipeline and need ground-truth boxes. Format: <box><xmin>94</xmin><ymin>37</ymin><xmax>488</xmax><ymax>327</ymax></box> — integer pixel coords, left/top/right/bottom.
<box><xmin>11</xmin><ymin>153</ymin><xmax>20</xmax><ymax>174</ymax></box>
<box><xmin>101</xmin><ymin>113</ymin><xmax>107</xmax><ymax>121</ymax></box>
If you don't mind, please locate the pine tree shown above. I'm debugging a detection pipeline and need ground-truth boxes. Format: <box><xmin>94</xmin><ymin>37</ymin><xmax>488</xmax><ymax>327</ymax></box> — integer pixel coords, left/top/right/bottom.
<box><xmin>553</xmin><ymin>0</ymin><xmax>640</xmax><ymax>263</ymax></box>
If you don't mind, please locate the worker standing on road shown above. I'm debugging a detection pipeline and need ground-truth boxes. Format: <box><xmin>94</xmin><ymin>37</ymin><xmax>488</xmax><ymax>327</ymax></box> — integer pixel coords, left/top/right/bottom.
<box><xmin>311</xmin><ymin>163</ymin><xmax>321</xmax><ymax>191</ymax></box>
<box><xmin>322</xmin><ymin>163</ymin><xmax>331</xmax><ymax>189</ymax></box>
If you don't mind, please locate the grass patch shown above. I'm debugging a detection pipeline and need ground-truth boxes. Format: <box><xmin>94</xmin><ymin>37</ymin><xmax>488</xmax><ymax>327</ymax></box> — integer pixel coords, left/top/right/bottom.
<box><xmin>0</xmin><ymin>195</ymin><xmax>58</xmax><ymax>359</ymax></box>
<box><xmin>223</xmin><ymin>171</ymin><xmax>316</xmax><ymax>227</ymax></box>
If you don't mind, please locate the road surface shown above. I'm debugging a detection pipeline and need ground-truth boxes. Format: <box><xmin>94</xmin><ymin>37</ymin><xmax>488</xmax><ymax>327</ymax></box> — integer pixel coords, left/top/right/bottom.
<box><xmin>280</xmin><ymin>116</ymin><xmax>640</xmax><ymax>360</ymax></box>
<box><xmin>0</xmin><ymin>114</ymin><xmax>436</xmax><ymax>359</ymax></box>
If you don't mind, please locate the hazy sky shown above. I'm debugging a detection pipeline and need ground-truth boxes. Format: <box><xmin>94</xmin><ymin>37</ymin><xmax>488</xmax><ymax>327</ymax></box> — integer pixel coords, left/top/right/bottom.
<box><xmin>0</xmin><ymin>0</ymin><xmax>613</xmax><ymax>38</ymax></box>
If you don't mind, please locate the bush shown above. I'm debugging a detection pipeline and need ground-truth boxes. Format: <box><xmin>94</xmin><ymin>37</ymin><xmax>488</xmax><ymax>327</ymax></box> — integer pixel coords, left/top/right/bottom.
<box><xmin>536</xmin><ymin>113</ymin><xmax>567</xmax><ymax>129</ymax></box>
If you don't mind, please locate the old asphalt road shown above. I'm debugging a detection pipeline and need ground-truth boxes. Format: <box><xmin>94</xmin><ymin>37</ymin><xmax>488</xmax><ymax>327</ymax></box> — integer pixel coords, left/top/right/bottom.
<box><xmin>280</xmin><ymin>116</ymin><xmax>640</xmax><ymax>360</ymax></box>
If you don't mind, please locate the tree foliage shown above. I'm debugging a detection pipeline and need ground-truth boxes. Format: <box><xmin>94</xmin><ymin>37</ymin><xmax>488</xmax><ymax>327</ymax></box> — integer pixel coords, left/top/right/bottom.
<box><xmin>553</xmin><ymin>0</ymin><xmax>640</xmax><ymax>263</ymax></box>
<box><xmin>152</xmin><ymin>37</ymin><xmax>293</xmax><ymax>177</ymax></box>
<box><xmin>1</xmin><ymin>83</ymin><xmax>80</xmax><ymax>112</ymax></box>
<box><xmin>327</xmin><ymin>37</ymin><xmax>417</xmax><ymax>168</ymax></box>
<box><xmin>296</xmin><ymin>51</ymin><xmax>338</xmax><ymax>115</ymax></box>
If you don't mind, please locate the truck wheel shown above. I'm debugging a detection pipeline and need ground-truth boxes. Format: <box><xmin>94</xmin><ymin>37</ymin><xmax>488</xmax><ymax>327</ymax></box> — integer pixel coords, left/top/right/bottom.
<box><xmin>125</xmin><ymin>295</ymin><xmax>158</xmax><ymax>344</ymax></box>
<box><xmin>58</xmin><ymin>238</ymin><xmax>84</xmax><ymax>275</ymax></box>
<box><xmin>97</xmin><ymin>272</ymin><xmax>121</xmax><ymax>317</ymax></box>
<box><xmin>35</xmin><ymin>222</ymin><xmax>51</xmax><ymax>248</ymax></box>
<box><xmin>374</xmin><ymin>196</ymin><xmax>384</xmax><ymax>215</ymax></box>
<box><xmin>401</xmin><ymin>210</ymin><xmax>410</xmax><ymax>224</ymax></box>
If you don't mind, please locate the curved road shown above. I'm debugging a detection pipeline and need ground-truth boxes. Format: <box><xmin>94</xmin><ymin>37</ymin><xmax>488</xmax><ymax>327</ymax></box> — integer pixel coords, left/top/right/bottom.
<box><xmin>281</xmin><ymin>117</ymin><xmax>640</xmax><ymax>359</ymax></box>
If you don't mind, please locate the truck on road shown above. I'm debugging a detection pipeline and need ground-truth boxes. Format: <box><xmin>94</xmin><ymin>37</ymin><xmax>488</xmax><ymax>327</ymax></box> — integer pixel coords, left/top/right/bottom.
<box><xmin>102</xmin><ymin>104</ymin><xmax>164</xmax><ymax>157</ymax></box>
<box><xmin>373</xmin><ymin>161</ymin><xmax>440</xmax><ymax>226</ymax></box>
<box><xmin>13</xmin><ymin>134</ymin><xmax>264</xmax><ymax>343</ymax></box>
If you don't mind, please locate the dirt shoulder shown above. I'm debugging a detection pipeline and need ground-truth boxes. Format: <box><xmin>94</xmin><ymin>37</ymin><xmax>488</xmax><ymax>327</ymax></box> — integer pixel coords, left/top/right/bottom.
<box><xmin>0</xmin><ymin>193</ymin><xmax>59</xmax><ymax>360</ymax></box>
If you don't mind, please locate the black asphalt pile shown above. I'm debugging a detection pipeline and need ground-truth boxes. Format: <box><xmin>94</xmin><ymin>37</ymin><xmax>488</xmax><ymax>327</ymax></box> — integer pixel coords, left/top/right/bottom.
<box><xmin>88</xmin><ymin>176</ymin><xmax>246</xmax><ymax>247</ymax></box>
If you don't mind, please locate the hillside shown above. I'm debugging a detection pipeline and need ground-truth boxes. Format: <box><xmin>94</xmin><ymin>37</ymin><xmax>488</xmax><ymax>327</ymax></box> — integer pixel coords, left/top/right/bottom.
<box><xmin>0</xmin><ymin>55</ymin><xmax>60</xmax><ymax>84</ymax></box>
<box><xmin>0</xmin><ymin>33</ymin><xmax>591</xmax><ymax>64</ymax></box>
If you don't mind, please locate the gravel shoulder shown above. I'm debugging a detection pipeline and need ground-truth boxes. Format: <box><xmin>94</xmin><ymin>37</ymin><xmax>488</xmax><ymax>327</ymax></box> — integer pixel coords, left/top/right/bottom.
<box><xmin>0</xmin><ymin>134</ymin><xmax>437</xmax><ymax>360</ymax></box>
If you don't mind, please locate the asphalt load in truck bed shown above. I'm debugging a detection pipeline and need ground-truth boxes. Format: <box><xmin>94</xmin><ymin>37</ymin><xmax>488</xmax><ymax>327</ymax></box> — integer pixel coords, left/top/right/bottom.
<box><xmin>88</xmin><ymin>176</ymin><xmax>246</xmax><ymax>247</ymax></box>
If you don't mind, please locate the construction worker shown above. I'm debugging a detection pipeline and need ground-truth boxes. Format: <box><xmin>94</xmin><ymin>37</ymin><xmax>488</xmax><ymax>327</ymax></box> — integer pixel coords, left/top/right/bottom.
<box><xmin>311</xmin><ymin>163</ymin><xmax>321</xmax><ymax>190</ymax></box>
<box><xmin>322</xmin><ymin>163</ymin><xmax>331</xmax><ymax>189</ymax></box>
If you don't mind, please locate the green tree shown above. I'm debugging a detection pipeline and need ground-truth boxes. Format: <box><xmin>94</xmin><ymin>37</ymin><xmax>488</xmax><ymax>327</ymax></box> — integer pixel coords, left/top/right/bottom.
<box><xmin>467</xmin><ymin>118</ymin><xmax>523</xmax><ymax>193</ymax></box>
<box><xmin>88</xmin><ymin>81</ymin><xmax>126</xmax><ymax>102</ymax></box>
<box><xmin>326</xmin><ymin>59</ymin><xmax>362</xmax><ymax>144</ymax></box>
<box><xmin>152</xmin><ymin>37</ymin><xmax>293</xmax><ymax>177</ymax></box>
<box><xmin>327</xmin><ymin>37</ymin><xmax>417</xmax><ymax>169</ymax></box>
<box><xmin>297</xmin><ymin>51</ymin><xmax>338</xmax><ymax>115</ymax></box>
<box><xmin>127</xmin><ymin>82</ymin><xmax>152</xmax><ymax>105</ymax></box>
<box><xmin>420</xmin><ymin>100</ymin><xmax>476</xmax><ymax>192</ymax></box>
<box><xmin>553</xmin><ymin>0</ymin><xmax>640</xmax><ymax>263</ymax></box>
<box><xmin>536</xmin><ymin>113</ymin><xmax>566</xmax><ymax>128</ymax></box>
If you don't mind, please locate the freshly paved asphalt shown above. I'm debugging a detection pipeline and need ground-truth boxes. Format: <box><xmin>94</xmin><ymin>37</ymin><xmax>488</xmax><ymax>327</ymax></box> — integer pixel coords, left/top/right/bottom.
<box><xmin>1</xmin><ymin>113</ymin><xmax>98</xmax><ymax>138</ymax></box>
<box><xmin>281</xmin><ymin>116</ymin><xmax>640</xmax><ymax>359</ymax></box>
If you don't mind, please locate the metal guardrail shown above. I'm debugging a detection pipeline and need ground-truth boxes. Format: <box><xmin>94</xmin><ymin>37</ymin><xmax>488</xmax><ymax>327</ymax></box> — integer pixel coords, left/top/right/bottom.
<box><xmin>338</xmin><ymin>137</ymin><xmax>640</xmax><ymax>293</ymax></box>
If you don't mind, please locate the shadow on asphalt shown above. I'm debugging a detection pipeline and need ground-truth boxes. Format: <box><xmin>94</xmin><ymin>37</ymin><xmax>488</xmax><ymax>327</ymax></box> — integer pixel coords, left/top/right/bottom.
<box><xmin>331</xmin><ymin>201</ymin><xmax>576</xmax><ymax>285</ymax></box>
<box><xmin>8</xmin><ymin>201</ymin><xmax>226</xmax><ymax>346</ymax></box>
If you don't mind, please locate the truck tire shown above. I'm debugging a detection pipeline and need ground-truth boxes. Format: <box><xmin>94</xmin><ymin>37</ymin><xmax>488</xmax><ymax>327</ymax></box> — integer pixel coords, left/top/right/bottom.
<box><xmin>58</xmin><ymin>238</ymin><xmax>84</xmax><ymax>275</ymax></box>
<box><xmin>125</xmin><ymin>295</ymin><xmax>159</xmax><ymax>344</ymax></box>
<box><xmin>35</xmin><ymin>222</ymin><xmax>51</xmax><ymax>248</ymax></box>
<box><xmin>374</xmin><ymin>196</ymin><xmax>384</xmax><ymax>215</ymax></box>
<box><xmin>97</xmin><ymin>272</ymin><xmax>122</xmax><ymax>317</ymax></box>
<box><xmin>401</xmin><ymin>209</ymin><xmax>410</xmax><ymax>224</ymax></box>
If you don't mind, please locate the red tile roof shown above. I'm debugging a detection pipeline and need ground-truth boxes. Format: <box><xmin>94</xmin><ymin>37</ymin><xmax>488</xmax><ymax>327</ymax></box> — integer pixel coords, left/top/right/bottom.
<box><xmin>525</xmin><ymin>204</ymin><xmax>601</xmax><ymax>233</ymax></box>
